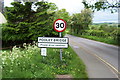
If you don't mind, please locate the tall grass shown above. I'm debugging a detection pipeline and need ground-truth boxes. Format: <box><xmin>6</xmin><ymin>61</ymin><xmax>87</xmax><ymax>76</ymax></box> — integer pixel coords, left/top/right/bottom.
<box><xmin>2</xmin><ymin>43</ymin><xmax>88</xmax><ymax>78</ymax></box>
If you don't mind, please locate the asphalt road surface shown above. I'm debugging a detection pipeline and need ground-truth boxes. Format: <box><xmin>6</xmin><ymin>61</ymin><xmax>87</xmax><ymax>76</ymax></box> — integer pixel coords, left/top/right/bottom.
<box><xmin>65</xmin><ymin>34</ymin><xmax>119</xmax><ymax>78</ymax></box>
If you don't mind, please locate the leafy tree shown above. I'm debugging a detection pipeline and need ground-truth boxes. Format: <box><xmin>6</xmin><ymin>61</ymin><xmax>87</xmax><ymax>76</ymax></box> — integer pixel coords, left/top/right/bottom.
<box><xmin>70</xmin><ymin>9</ymin><xmax>93</xmax><ymax>34</ymax></box>
<box><xmin>2</xmin><ymin>1</ymin><xmax>58</xmax><ymax>47</ymax></box>
<box><xmin>47</xmin><ymin>3</ymin><xmax>58</xmax><ymax>13</ymax></box>
<box><xmin>71</xmin><ymin>13</ymin><xmax>81</xmax><ymax>34</ymax></box>
<box><xmin>82</xmin><ymin>0</ymin><xmax>119</xmax><ymax>13</ymax></box>
<box><xmin>54</xmin><ymin>9</ymin><xmax>70</xmax><ymax>21</ymax></box>
<box><xmin>80</xmin><ymin>9</ymin><xmax>93</xmax><ymax>29</ymax></box>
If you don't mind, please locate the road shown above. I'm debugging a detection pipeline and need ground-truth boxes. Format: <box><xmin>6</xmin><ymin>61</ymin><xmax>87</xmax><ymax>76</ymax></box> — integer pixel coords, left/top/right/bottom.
<box><xmin>65</xmin><ymin>34</ymin><xmax>119</xmax><ymax>78</ymax></box>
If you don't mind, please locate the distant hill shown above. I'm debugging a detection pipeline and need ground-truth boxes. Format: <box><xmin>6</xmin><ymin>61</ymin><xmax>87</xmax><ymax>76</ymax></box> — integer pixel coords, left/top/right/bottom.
<box><xmin>93</xmin><ymin>22</ymin><xmax>118</xmax><ymax>25</ymax></box>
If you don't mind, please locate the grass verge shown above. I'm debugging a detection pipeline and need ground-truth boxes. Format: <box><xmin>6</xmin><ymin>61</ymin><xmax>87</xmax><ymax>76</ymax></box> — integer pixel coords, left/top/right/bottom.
<box><xmin>70</xmin><ymin>33</ymin><xmax>119</xmax><ymax>46</ymax></box>
<box><xmin>2</xmin><ymin>43</ymin><xmax>88</xmax><ymax>78</ymax></box>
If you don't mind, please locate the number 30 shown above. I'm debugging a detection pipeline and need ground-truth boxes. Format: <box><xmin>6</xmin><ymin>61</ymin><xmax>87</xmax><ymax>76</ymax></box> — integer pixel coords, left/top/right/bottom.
<box><xmin>56</xmin><ymin>23</ymin><xmax>64</xmax><ymax>28</ymax></box>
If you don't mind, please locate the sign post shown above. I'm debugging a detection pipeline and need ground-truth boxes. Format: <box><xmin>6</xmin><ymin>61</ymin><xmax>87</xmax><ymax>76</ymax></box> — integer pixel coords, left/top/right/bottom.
<box><xmin>59</xmin><ymin>32</ymin><xmax>62</xmax><ymax>61</ymax></box>
<box><xmin>53</xmin><ymin>19</ymin><xmax>67</xmax><ymax>61</ymax></box>
<box><xmin>38</xmin><ymin>19</ymin><xmax>67</xmax><ymax>61</ymax></box>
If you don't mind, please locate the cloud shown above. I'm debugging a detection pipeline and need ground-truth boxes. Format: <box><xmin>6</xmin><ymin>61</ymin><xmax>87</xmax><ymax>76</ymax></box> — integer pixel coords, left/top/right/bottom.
<box><xmin>48</xmin><ymin>0</ymin><xmax>84</xmax><ymax>14</ymax></box>
<box><xmin>93</xmin><ymin>10</ymin><xmax>118</xmax><ymax>23</ymax></box>
<box><xmin>4</xmin><ymin>0</ymin><xmax>13</xmax><ymax>7</ymax></box>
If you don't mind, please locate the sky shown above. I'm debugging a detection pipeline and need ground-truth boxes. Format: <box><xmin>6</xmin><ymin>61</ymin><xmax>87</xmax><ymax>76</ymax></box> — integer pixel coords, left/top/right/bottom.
<box><xmin>4</xmin><ymin>0</ymin><xmax>118</xmax><ymax>23</ymax></box>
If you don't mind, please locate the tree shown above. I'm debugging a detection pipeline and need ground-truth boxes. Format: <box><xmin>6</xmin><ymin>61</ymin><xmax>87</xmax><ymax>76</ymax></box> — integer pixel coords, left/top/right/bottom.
<box><xmin>80</xmin><ymin>9</ymin><xmax>93</xmax><ymax>29</ymax></box>
<box><xmin>70</xmin><ymin>9</ymin><xmax>93</xmax><ymax>34</ymax></box>
<box><xmin>71</xmin><ymin>13</ymin><xmax>81</xmax><ymax>34</ymax></box>
<box><xmin>2</xmin><ymin>1</ymin><xmax>58</xmax><ymax>47</ymax></box>
<box><xmin>54</xmin><ymin>9</ymin><xmax>70</xmax><ymax>21</ymax></box>
<box><xmin>82</xmin><ymin>0</ymin><xmax>119</xmax><ymax>13</ymax></box>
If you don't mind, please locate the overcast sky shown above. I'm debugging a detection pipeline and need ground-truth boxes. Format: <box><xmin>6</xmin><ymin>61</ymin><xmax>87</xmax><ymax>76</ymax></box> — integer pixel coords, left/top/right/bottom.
<box><xmin>4</xmin><ymin>0</ymin><xmax>118</xmax><ymax>23</ymax></box>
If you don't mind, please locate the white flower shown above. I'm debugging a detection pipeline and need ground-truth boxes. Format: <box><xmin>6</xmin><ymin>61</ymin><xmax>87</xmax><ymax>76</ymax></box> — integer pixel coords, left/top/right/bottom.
<box><xmin>23</xmin><ymin>43</ymin><xmax>27</xmax><ymax>47</ymax></box>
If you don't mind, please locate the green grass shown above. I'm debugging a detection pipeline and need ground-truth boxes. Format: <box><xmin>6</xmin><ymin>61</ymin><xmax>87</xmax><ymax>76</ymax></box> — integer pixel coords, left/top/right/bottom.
<box><xmin>70</xmin><ymin>33</ymin><xmax>119</xmax><ymax>46</ymax></box>
<box><xmin>2</xmin><ymin>43</ymin><xmax>88</xmax><ymax>78</ymax></box>
<box><xmin>2</xmin><ymin>49</ymin><xmax>11</xmax><ymax>52</ymax></box>
<box><xmin>80</xmin><ymin>35</ymin><xmax>118</xmax><ymax>46</ymax></box>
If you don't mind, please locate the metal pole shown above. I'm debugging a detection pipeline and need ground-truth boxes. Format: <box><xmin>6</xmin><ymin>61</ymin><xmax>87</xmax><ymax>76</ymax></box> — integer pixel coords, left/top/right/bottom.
<box><xmin>59</xmin><ymin>32</ymin><xmax>62</xmax><ymax>61</ymax></box>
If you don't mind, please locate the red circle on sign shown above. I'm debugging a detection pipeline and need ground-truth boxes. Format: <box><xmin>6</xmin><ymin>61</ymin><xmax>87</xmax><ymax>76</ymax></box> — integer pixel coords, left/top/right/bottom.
<box><xmin>53</xmin><ymin>19</ymin><xmax>66</xmax><ymax>32</ymax></box>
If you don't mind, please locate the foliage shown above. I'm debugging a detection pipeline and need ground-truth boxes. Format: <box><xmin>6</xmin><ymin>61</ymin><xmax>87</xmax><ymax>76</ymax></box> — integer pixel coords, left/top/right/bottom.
<box><xmin>2</xmin><ymin>44</ymin><xmax>88</xmax><ymax>78</ymax></box>
<box><xmin>79</xmin><ymin>9</ymin><xmax>93</xmax><ymax>28</ymax></box>
<box><xmin>82</xmin><ymin>0</ymin><xmax>119</xmax><ymax>13</ymax></box>
<box><xmin>54</xmin><ymin>9</ymin><xmax>70</xmax><ymax>22</ymax></box>
<box><xmin>84</xmin><ymin>30</ymin><xmax>105</xmax><ymax>37</ymax></box>
<box><xmin>70</xmin><ymin>9</ymin><xmax>93</xmax><ymax>34</ymax></box>
<box><xmin>2</xmin><ymin>1</ymin><xmax>59</xmax><ymax>47</ymax></box>
<box><xmin>69</xmin><ymin>24</ymin><xmax>119</xmax><ymax>46</ymax></box>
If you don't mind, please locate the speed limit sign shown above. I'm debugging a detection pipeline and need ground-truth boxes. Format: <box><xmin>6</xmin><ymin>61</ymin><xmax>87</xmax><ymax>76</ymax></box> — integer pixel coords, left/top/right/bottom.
<box><xmin>53</xmin><ymin>19</ymin><xmax>67</xmax><ymax>61</ymax></box>
<box><xmin>53</xmin><ymin>19</ymin><xmax>66</xmax><ymax>32</ymax></box>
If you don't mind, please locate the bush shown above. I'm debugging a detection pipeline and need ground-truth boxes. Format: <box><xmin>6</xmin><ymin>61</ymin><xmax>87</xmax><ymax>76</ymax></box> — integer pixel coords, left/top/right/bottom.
<box><xmin>69</xmin><ymin>24</ymin><xmax>119</xmax><ymax>46</ymax></box>
<box><xmin>2</xmin><ymin>1</ymin><xmax>59</xmax><ymax>47</ymax></box>
<box><xmin>85</xmin><ymin>30</ymin><xmax>106</xmax><ymax>37</ymax></box>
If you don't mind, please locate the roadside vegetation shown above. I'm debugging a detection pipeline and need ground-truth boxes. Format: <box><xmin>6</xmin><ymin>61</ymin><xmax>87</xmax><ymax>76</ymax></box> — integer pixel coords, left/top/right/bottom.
<box><xmin>67</xmin><ymin>0</ymin><xmax>119</xmax><ymax>46</ymax></box>
<box><xmin>2</xmin><ymin>43</ymin><xmax>88</xmax><ymax>78</ymax></box>
<box><xmin>68</xmin><ymin>23</ymin><xmax>119</xmax><ymax>46</ymax></box>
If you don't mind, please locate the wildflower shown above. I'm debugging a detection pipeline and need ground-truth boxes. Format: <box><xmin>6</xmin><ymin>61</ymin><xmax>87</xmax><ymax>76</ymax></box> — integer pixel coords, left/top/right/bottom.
<box><xmin>12</xmin><ymin>46</ymin><xmax>16</xmax><ymax>50</ymax></box>
<box><xmin>33</xmin><ymin>41</ymin><xmax>35</xmax><ymax>44</ymax></box>
<box><xmin>23</xmin><ymin>43</ymin><xmax>26</xmax><ymax>47</ymax></box>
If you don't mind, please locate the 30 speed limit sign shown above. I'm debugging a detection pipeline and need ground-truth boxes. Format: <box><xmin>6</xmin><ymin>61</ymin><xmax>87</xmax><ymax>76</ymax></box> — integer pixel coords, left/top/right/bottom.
<box><xmin>53</xmin><ymin>19</ymin><xmax>66</xmax><ymax>32</ymax></box>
